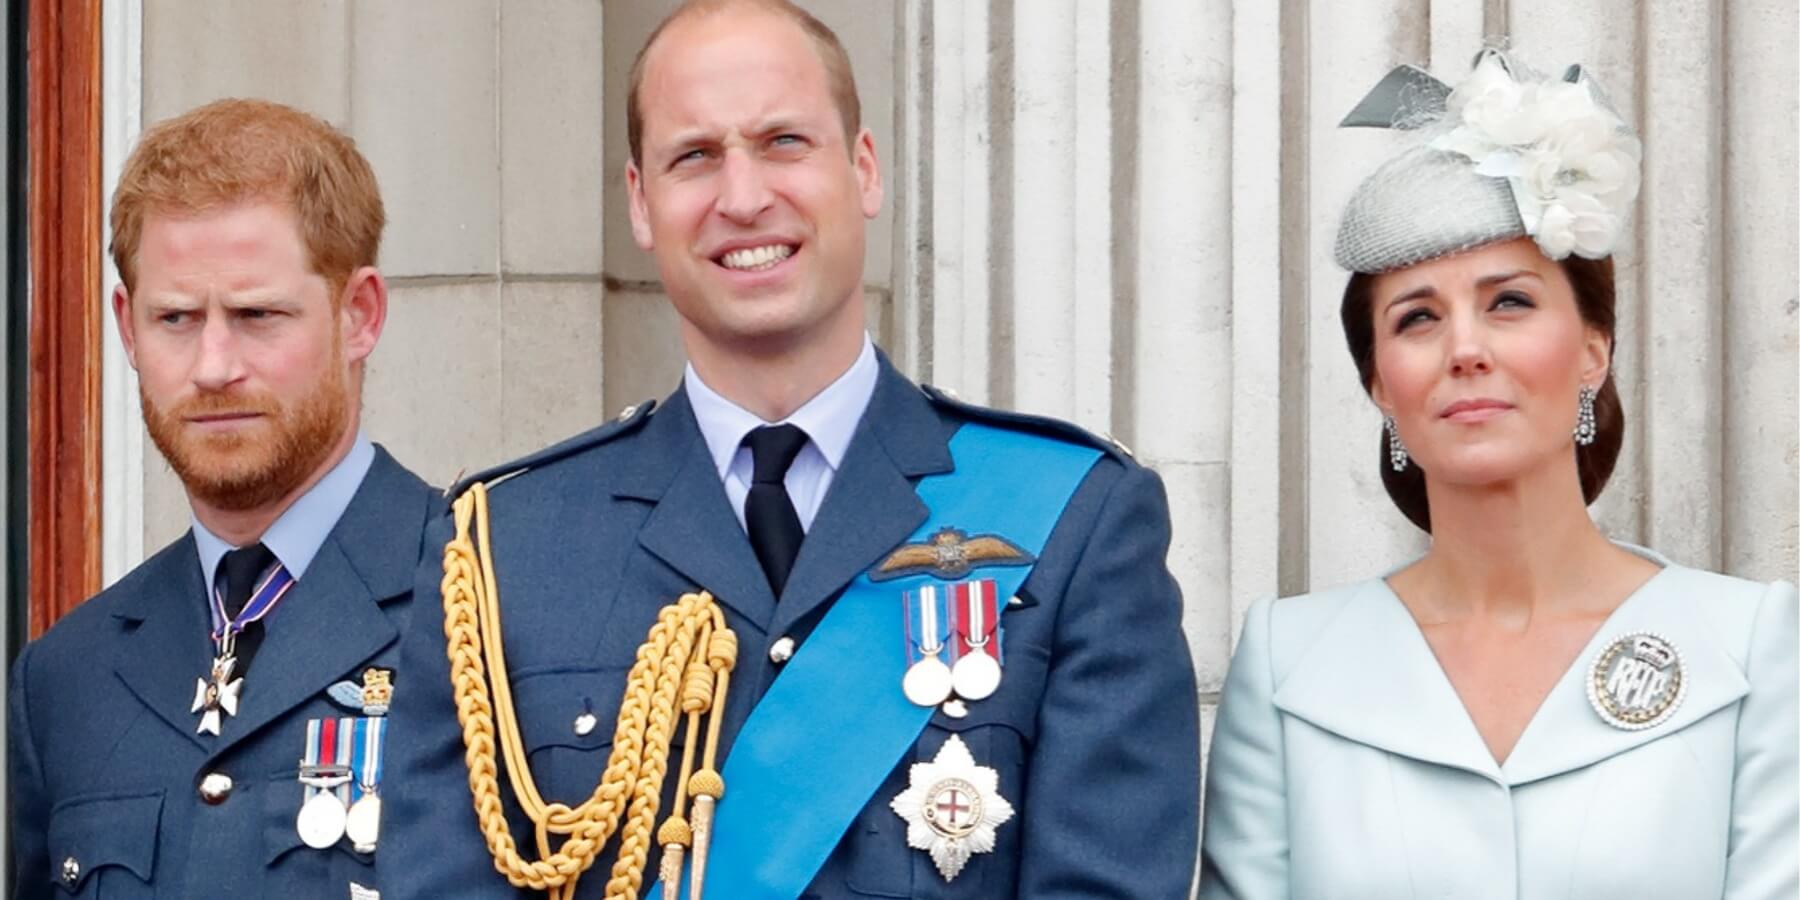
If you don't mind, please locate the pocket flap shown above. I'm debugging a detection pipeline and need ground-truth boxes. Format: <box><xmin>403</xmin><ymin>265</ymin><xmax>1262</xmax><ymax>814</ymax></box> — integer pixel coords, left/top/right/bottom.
<box><xmin>513</xmin><ymin>666</ymin><xmax>628</xmax><ymax>753</ymax></box>
<box><xmin>926</xmin><ymin>640</ymin><xmax>1049</xmax><ymax>742</ymax></box>
<box><xmin>47</xmin><ymin>790</ymin><xmax>163</xmax><ymax>890</ymax></box>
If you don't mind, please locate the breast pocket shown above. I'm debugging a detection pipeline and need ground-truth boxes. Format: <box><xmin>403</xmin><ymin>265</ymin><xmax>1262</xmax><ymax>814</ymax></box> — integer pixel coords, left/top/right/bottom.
<box><xmin>840</xmin><ymin>640</ymin><xmax>1049</xmax><ymax>899</ymax></box>
<box><xmin>511</xmin><ymin>665</ymin><xmax>630</xmax><ymax>806</ymax></box>
<box><xmin>261</xmin><ymin>770</ymin><xmax>375</xmax><ymax>885</ymax></box>
<box><xmin>46</xmin><ymin>790</ymin><xmax>162</xmax><ymax>898</ymax></box>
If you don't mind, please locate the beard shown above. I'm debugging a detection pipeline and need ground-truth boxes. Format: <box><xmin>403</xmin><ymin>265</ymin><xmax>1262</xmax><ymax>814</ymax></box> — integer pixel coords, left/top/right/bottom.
<box><xmin>142</xmin><ymin>356</ymin><xmax>353</xmax><ymax>513</ymax></box>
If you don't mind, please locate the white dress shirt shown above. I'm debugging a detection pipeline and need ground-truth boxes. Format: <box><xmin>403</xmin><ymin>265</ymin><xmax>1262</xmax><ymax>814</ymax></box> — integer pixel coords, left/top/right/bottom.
<box><xmin>683</xmin><ymin>335</ymin><xmax>879</xmax><ymax>533</ymax></box>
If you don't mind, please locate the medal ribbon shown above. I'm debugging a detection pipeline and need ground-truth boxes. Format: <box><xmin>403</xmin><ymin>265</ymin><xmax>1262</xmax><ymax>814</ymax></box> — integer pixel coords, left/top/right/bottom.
<box><xmin>334</xmin><ymin>717</ymin><xmax>355</xmax><ymax>807</ymax></box>
<box><xmin>351</xmin><ymin>717</ymin><xmax>386</xmax><ymax>801</ymax></box>
<box><xmin>902</xmin><ymin>584</ymin><xmax>950</xmax><ymax>666</ymax></box>
<box><xmin>209</xmin><ymin>562</ymin><xmax>297</xmax><ymax>644</ymax></box>
<box><xmin>303</xmin><ymin>718</ymin><xmax>323</xmax><ymax>802</ymax></box>
<box><xmin>952</xmin><ymin>579</ymin><xmax>1001</xmax><ymax>664</ymax></box>
<box><xmin>650</xmin><ymin>422</ymin><xmax>1101</xmax><ymax>900</ymax></box>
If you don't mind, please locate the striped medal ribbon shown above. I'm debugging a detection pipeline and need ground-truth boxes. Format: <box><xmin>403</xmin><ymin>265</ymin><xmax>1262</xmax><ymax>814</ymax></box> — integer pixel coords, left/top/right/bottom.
<box><xmin>297</xmin><ymin>717</ymin><xmax>355</xmax><ymax>849</ymax></box>
<box><xmin>346</xmin><ymin>717</ymin><xmax>387</xmax><ymax>852</ymax></box>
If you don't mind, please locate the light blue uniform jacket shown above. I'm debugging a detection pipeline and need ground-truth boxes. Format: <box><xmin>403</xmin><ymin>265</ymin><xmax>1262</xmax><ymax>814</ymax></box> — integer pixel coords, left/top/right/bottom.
<box><xmin>1200</xmin><ymin>554</ymin><xmax>1798</xmax><ymax>900</ymax></box>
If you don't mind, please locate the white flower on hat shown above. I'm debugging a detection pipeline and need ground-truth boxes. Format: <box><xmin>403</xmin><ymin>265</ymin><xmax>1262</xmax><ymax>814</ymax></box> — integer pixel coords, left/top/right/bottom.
<box><xmin>1428</xmin><ymin>53</ymin><xmax>1641</xmax><ymax>260</ymax></box>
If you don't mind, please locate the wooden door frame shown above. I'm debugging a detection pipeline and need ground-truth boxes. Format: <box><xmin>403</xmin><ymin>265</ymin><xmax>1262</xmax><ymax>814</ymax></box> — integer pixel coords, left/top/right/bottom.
<box><xmin>26</xmin><ymin>0</ymin><xmax>104</xmax><ymax>637</ymax></box>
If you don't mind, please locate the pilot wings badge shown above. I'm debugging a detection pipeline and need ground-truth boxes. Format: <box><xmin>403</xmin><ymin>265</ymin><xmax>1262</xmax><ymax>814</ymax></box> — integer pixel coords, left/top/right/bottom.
<box><xmin>889</xmin><ymin>734</ymin><xmax>1015</xmax><ymax>882</ymax></box>
<box><xmin>871</xmin><ymin>527</ymin><xmax>1033</xmax><ymax>582</ymax></box>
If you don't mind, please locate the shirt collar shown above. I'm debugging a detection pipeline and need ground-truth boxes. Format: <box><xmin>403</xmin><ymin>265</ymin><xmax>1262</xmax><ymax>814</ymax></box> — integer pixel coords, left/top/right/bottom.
<box><xmin>191</xmin><ymin>431</ymin><xmax>377</xmax><ymax>587</ymax></box>
<box><xmin>684</xmin><ymin>334</ymin><xmax>878</xmax><ymax>479</ymax></box>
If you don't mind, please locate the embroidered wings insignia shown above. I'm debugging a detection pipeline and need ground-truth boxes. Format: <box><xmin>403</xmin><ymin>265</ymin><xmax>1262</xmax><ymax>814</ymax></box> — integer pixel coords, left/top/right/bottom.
<box><xmin>871</xmin><ymin>527</ymin><xmax>1034</xmax><ymax>582</ymax></box>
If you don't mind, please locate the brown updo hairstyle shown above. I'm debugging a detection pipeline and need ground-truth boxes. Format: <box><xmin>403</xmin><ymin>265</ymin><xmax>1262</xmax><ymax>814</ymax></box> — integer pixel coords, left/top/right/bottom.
<box><xmin>1338</xmin><ymin>253</ymin><xmax>1626</xmax><ymax>532</ymax></box>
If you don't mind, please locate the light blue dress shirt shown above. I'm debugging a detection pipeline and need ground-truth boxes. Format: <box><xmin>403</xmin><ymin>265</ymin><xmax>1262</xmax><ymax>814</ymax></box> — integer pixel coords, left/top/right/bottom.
<box><xmin>684</xmin><ymin>334</ymin><xmax>878</xmax><ymax>533</ymax></box>
<box><xmin>191</xmin><ymin>431</ymin><xmax>376</xmax><ymax>618</ymax></box>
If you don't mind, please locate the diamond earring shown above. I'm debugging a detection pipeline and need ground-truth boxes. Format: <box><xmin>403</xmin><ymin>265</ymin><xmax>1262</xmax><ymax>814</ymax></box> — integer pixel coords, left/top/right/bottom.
<box><xmin>1385</xmin><ymin>415</ymin><xmax>1410</xmax><ymax>471</ymax></box>
<box><xmin>1574</xmin><ymin>385</ymin><xmax>1598</xmax><ymax>446</ymax></box>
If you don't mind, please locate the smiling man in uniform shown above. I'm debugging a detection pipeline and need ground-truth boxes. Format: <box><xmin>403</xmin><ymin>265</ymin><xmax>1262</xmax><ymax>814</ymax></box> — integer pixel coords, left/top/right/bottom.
<box><xmin>380</xmin><ymin>2</ymin><xmax>1199</xmax><ymax>897</ymax></box>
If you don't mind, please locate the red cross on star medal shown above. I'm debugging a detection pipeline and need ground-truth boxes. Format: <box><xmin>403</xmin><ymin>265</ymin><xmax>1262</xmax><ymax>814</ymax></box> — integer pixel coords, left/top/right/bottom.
<box><xmin>889</xmin><ymin>734</ymin><xmax>1015</xmax><ymax>882</ymax></box>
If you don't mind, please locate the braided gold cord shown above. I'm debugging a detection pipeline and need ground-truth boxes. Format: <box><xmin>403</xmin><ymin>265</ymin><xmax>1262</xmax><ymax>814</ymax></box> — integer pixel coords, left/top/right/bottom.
<box><xmin>443</xmin><ymin>483</ymin><xmax>735</xmax><ymax>900</ymax></box>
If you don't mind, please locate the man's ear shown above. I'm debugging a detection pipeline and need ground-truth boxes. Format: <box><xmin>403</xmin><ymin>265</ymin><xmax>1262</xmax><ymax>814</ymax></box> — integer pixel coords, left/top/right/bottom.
<box><xmin>338</xmin><ymin>267</ymin><xmax>388</xmax><ymax>365</ymax></box>
<box><xmin>853</xmin><ymin>127</ymin><xmax>883</xmax><ymax>220</ymax></box>
<box><xmin>112</xmin><ymin>284</ymin><xmax>139</xmax><ymax>369</ymax></box>
<box><xmin>627</xmin><ymin>159</ymin><xmax>655</xmax><ymax>250</ymax></box>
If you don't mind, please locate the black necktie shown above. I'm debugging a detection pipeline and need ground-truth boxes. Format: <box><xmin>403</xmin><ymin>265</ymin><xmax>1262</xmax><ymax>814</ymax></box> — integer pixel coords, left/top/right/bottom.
<box><xmin>743</xmin><ymin>424</ymin><xmax>809</xmax><ymax>597</ymax></box>
<box><xmin>219</xmin><ymin>542</ymin><xmax>277</xmax><ymax>674</ymax></box>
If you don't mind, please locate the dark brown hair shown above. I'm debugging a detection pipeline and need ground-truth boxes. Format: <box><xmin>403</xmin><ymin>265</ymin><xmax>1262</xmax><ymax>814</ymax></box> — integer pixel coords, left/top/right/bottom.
<box><xmin>1339</xmin><ymin>253</ymin><xmax>1626</xmax><ymax>532</ymax></box>
<box><xmin>626</xmin><ymin>0</ymin><xmax>862</xmax><ymax>166</ymax></box>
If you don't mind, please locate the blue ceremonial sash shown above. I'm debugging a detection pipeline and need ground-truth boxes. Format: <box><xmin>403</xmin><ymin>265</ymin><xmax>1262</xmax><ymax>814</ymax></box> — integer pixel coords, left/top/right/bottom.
<box><xmin>650</xmin><ymin>421</ymin><xmax>1102</xmax><ymax>900</ymax></box>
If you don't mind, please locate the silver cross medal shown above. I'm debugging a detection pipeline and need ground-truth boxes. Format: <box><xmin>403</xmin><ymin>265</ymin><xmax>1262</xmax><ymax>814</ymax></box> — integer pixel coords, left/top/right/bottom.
<box><xmin>192</xmin><ymin>653</ymin><xmax>243</xmax><ymax>736</ymax></box>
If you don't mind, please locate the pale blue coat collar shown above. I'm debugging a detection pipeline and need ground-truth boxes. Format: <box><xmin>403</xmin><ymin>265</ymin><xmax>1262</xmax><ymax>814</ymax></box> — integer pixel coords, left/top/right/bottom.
<box><xmin>1271</xmin><ymin>545</ymin><xmax>1753</xmax><ymax>786</ymax></box>
<box><xmin>191</xmin><ymin>431</ymin><xmax>376</xmax><ymax>589</ymax></box>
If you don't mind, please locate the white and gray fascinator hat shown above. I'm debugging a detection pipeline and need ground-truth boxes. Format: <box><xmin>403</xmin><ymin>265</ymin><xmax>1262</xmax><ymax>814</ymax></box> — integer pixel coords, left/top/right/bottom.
<box><xmin>1334</xmin><ymin>48</ymin><xmax>1642</xmax><ymax>274</ymax></box>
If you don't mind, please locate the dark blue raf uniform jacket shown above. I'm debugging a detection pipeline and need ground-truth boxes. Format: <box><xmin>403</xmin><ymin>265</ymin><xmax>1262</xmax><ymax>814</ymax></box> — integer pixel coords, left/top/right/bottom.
<box><xmin>8</xmin><ymin>448</ymin><xmax>437</xmax><ymax>900</ymax></box>
<box><xmin>380</xmin><ymin>358</ymin><xmax>1201</xmax><ymax>898</ymax></box>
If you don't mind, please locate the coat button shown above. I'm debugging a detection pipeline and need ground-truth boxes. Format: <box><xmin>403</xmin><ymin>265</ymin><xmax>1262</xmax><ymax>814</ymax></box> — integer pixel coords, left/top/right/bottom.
<box><xmin>573</xmin><ymin>712</ymin><xmax>598</xmax><ymax>737</ymax></box>
<box><xmin>60</xmin><ymin>856</ymin><xmax>79</xmax><ymax>886</ymax></box>
<box><xmin>768</xmin><ymin>636</ymin><xmax>796</xmax><ymax>664</ymax></box>
<box><xmin>198</xmin><ymin>771</ymin><xmax>234</xmax><ymax>804</ymax></box>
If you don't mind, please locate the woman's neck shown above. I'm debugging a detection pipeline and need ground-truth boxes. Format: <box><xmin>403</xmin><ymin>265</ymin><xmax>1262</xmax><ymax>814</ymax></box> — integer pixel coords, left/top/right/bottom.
<box><xmin>1397</xmin><ymin>458</ymin><xmax>1647</xmax><ymax>628</ymax></box>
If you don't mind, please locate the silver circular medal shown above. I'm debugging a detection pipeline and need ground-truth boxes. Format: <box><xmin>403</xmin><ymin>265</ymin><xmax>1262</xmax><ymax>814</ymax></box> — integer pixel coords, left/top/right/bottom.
<box><xmin>345</xmin><ymin>794</ymin><xmax>382</xmax><ymax>851</ymax></box>
<box><xmin>297</xmin><ymin>791</ymin><xmax>348</xmax><ymax>849</ymax></box>
<box><xmin>951</xmin><ymin>651</ymin><xmax>1002</xmax><ymax>701</ymax></box>
<box><xmin>1587</xmin><ymin>631</ymin><xmax>1686</xmax><ymax>731</ymax></box>
<box><xmin>903</xmin><ymin>657</ymin><xmax>954</xmax><ymax>707</ymax></box>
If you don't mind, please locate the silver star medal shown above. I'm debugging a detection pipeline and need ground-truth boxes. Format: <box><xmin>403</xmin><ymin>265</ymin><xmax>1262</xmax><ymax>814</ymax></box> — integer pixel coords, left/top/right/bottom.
<box><xmin>191</xmin><ymin>654</ymin><xmax>243</xmax><ymax>736</ymax></box>
<box><xmin>890</xmin><ymin>734</ymin><xmax>1015</xmax><ymax>882</ymax></box>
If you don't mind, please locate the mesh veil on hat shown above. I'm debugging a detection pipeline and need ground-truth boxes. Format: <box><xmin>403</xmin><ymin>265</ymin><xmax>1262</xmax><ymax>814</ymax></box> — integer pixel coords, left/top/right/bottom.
<box><xmin>1333</xmin><ymin>49</ymin><xmax>1642</xmax><ymax>274</ymax></box>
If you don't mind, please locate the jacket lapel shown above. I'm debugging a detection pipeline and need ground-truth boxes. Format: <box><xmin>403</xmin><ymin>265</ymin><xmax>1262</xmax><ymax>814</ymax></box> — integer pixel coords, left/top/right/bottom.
<box><xmin>206</xmin><ymin>448</ymin><xmax>432</xmax><ymax>758</ymax></box>
<box><xmin>111</xmin><ymin>539</ymin><xmax>216</xmax><ymax>751</ymax></box>
<box><xmin>1501</xmin><ymin>563</ymin><xmax>1750</xmax><ymax>785</ymax></box>
<box><xmin>1272</xmin><ymin>580</ymin><xmax>1505</xmax><ymax>782</ymax></box>
<box><xmin>624</xmin><ymin>389</ymin><xmax>781</xmax><ymax>634</ymax></box>
<box><xmin>768</xmin><ymin>360</ymin><xmax>953</xmax><ymax>641</ymax></box>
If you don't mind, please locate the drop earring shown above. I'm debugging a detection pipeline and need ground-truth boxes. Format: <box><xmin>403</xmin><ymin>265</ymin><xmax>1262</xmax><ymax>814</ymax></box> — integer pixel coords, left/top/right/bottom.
<box><xmin>1574</xmin><ymin>385</ymin><xmax>1598</xmax><ymax>446</ymax></box>
<box><xmin>1385</xmin><ymin>415</ymin><xmax>1409</xmax><ymax>471</ymax></box>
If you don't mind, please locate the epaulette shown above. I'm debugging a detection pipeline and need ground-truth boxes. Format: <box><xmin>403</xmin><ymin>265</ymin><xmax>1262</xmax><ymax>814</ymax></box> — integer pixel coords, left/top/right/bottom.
<box><xmin>445</xmin><ymin>399</ymin><xmax>658</xmax><ymax>499</ymax></box>
<box><xmin>920</xmin><ymin>384</ymin><xmax>1135</xmax><ymax>462</ymax></box>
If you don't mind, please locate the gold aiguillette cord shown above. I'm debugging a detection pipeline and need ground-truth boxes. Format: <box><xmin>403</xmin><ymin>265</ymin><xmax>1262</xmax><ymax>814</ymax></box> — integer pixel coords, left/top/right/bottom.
<box><xmin>443</xmin><ymin>483</ymin><xmax>736</xmax><ymax>900</ymax></box>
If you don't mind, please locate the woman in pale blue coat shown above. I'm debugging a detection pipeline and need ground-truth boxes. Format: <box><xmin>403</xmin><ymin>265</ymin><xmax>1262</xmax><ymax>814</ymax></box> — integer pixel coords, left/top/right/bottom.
<box><xmin>1199</xmin><ymin>50</ymin><xmax>1797</xmax><ymax>900</ymax></box>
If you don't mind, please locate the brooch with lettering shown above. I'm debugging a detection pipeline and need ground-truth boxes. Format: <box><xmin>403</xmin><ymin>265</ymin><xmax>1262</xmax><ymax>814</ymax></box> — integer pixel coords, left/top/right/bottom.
<box><xmin>1587</xmin><ymin>632</ymin><xmax>1686</xmax><ymax>730</ymax></box>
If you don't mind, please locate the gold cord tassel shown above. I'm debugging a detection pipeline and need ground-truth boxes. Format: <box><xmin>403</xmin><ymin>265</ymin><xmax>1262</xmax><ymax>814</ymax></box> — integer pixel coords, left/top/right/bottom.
<box><xmin>443</xmin><ymin>483</ymin><xmax>736</xmax><ymax>899</ymax></box>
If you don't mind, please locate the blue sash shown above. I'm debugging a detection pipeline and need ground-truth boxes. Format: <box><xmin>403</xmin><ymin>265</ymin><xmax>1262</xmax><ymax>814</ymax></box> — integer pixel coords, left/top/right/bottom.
<box><xmin>650</xmin><ymin>422</ymin><xmax>1101</xmax><ymax>899</ymax></box>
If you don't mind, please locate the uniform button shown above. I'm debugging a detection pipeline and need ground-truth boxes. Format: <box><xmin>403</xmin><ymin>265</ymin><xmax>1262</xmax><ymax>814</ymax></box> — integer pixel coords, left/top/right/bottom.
<box><xmin>573</xmin><ymin>712</ymin><xmax>598</xmax><ymax>737</ymax></box>
<box><xmin>768</xmin><ymin>636</ymin><xmax>796</xmax><ymax>664</ymax></box>
<box><xmin>198</xmin><ymin>771</ymin><xmax>234</xmax><ymax>804</ymax></box>
<box><xmin>60</xmin><ymin>856</ymin><xmax>79</xmax><ymax>886</ymax></box>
